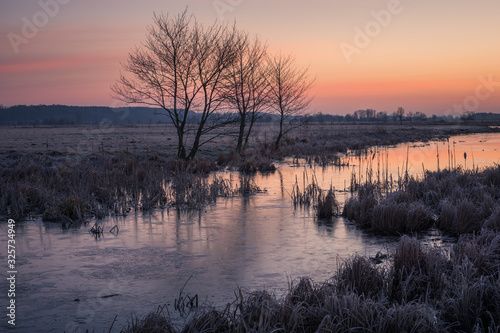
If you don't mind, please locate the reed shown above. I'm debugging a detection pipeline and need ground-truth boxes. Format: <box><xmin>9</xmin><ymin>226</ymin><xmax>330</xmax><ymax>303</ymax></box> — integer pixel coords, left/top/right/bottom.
<box><xmin>290</xmin><ymin>171</ymin><xmax>320</xmax><ymax>207</ymax></box>
<box><xmin>237</xmin><ymin>175</ymin><xmax>261</xmax><ymax>196</ymax></box>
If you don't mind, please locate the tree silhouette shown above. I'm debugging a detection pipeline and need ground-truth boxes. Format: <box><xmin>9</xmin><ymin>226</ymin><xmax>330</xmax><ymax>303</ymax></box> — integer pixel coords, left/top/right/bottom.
<box><xmin>266</xmin><ymin>54</ymin><xmax>314</xmax><ymax>148</ymax></box>
<box><xmin>395</xmin><ymin>107</ymin><xmax>405</xmax><ymax>125</ymax></box>
<box><xmin>112</xmin><ymin>10</ymin><xmax>239</xmax><ymax>159</ymax></box>
<box><xmin>223</xmin><ymin>33</ymin><xmax>269</xmax><ymax>153</ymax></box>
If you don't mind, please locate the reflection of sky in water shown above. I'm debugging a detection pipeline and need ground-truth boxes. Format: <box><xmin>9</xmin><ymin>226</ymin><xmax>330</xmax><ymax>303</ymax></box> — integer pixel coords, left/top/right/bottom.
<box><xmin>1</xmin><ymin>133</ymin><xmax>500</xmax><ymax>332</ymax></box>
<box><xmin>382</xmin><ymin>132</ymin><xmax>500</xmax><ymax>175</ymax></box>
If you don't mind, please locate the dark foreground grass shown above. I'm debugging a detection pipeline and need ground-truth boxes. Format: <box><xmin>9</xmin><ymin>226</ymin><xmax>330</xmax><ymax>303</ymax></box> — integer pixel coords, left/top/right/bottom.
<box><xmin>343</xmin><ymin>164</ymin><xmax>500</xmax><ymax>235</ymax></box>
<box><xmin>121</xmin><ymin>230</ymin><xmax>500</xmax><ymax>333</ymax></box>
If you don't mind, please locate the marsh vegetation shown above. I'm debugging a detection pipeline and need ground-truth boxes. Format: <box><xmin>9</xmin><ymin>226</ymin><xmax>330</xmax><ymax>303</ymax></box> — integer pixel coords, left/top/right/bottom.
<box><xmin>0</xmin><ymin>151</ymin><xmax>261</xmax><ymax>223</ymax></box>
<box><xmin>343</xmin><ymin>164</ymin><xmax>500</xmax><ymax>235</ymax></box>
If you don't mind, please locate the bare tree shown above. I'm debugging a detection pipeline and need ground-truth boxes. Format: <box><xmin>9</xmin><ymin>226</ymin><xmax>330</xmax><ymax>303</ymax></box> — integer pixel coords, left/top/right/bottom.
<box><xmin>185</xmin><ymin>20</ymin><xmax>240</xmax><ymax>159</ymax></box>
<box><xmin>223</xmin><ymin>33</ymin><xmax>269</xmax><ymax>153</ymax></box>
<box><xmin>112</xmin><ymin>10</ymin><xmax>239</xmax><ymax>159</ymax></box>
<box><xmin>266</xmin><ymin>54</ymin><xmax>314</xmax><ymax>148</ymax></box>
<box><xmin>395</xmin><ymin>106</ymin><xmax>405</xmax><ymax>125</ymax></box>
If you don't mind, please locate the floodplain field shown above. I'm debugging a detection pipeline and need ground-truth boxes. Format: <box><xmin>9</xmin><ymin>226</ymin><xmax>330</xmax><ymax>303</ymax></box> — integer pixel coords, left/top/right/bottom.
<box><xmin>1</xmin><ymin>120</ymin><xmax>498</xmax><ymax>158</ymax></box>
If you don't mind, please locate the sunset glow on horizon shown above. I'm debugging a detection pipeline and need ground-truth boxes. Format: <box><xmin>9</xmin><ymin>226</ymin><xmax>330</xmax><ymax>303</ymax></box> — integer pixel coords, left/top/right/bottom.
<box><xmin>1</xmin><ymin>0</ymin><xmax>499</xmax><ymax>115</ymax></box>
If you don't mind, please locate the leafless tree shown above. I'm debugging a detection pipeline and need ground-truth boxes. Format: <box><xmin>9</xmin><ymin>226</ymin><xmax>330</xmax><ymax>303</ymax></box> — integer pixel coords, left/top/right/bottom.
<box><xmin>112</xmin><ymin>10</ymin><xmax>239</xmax><ymax>159</ymax></box>
<box><xmin>223</xmin><ymin>33</ymin><xmax>269</xmax><ymax>153</ymax></box>
<box><xmin>266</xmin><ymin>54</ymin><xmax>314</xmax><ymax>148</ymax></box>
<box><xmin>185</xmin><ymin>19</ymin><xmax>241</xmax><ymax>159</ymax></box>
<box><xmin>395</xmin><ymin>106</ymin><xmax>405</xmax><ymax>124</ymax></box>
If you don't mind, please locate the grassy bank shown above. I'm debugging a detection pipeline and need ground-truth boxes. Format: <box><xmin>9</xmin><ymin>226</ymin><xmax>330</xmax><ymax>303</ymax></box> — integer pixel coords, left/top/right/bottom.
<box><xmin>343</xmin><ymin>165</ymin><xmax>500</xmax><ymax>235</ymax></box>
<box><xmin>120</xmin><ymin>230</ymin><xmax>500</xmax><ymax>332</ymax></box>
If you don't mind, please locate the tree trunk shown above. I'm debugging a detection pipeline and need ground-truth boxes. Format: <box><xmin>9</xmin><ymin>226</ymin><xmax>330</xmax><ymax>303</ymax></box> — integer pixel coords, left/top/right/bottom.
<box><xmin>177</xmin><ymin>129</ymin><xmax>186</xmax><ymax>159</ymax></box>
<box><xmin>187</xmin><ymin>137</ymin><xmax>200</xmax><ymax>160</ymax></box>
<box><xmin>236</xmin><ymin>114</ymin><xmax>246</xmax><ymax>153</ymax></box>
<box><xmin>275</xmin><ymin>116</ymin><xmax>284</xmax><ymax>149</ymax></box>
<box><xmin>243</xmin><ymin>115</ymin><xmax>255</xmax><ymax>149</ymax></box>
<box><xmin>187</xmin><ymin>118</ymin><xmax>206</xmax><ymax>160</ymax></box>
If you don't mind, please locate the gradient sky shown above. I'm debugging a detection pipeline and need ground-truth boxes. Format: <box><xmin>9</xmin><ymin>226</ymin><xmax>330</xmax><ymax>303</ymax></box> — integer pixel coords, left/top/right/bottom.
<box><xmin>1</xmin><ymin>0</ymin><xmax>499</xmax><ymax>115</ymax></box>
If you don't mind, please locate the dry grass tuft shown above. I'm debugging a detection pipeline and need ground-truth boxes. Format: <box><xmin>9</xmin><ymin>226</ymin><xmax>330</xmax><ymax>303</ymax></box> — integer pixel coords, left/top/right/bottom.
<box><xmin>315</xmin><ymin>189</ymin><xmax>339</xmax><ymax>219</ymax></box>
<box><xmin>335</xmin><ymin>255</ymin><xmax>385</xmax><ymax>298</ymax></box>
<box><xmin>372</xmin><ymin>201</ymin><xmax>434</xmax><ymax>235</ymax></box>
<box><xmin>342</xmin><ymin>183</ymin><xmax>378</xmax><ymax>228</ymax></box>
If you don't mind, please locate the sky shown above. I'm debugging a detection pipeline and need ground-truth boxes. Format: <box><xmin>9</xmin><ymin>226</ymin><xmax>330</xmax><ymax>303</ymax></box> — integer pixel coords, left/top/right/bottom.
<box><xmin>1</xmin><ymin>0</ymin><xmax>500</xmax><ymax>116</ymax></box>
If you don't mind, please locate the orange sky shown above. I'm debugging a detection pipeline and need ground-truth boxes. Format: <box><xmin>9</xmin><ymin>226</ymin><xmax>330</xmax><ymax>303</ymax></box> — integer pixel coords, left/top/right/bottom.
<box><xmin>1</xmin><ymin>0</ymin><xmax>499</xmax><ymax>115</ymax></box>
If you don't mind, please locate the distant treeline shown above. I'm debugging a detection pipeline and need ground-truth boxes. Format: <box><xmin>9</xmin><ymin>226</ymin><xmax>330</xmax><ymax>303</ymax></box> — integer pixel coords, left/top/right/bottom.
<box><xmin>0</xmin><ymin>104</ymin><xmax>499</xmax><ymax>126</ymax></box>
<box><xmin>309</xmin><ymin>110</ymin><xmax>500</xmax><ymax>123</ymax></box>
